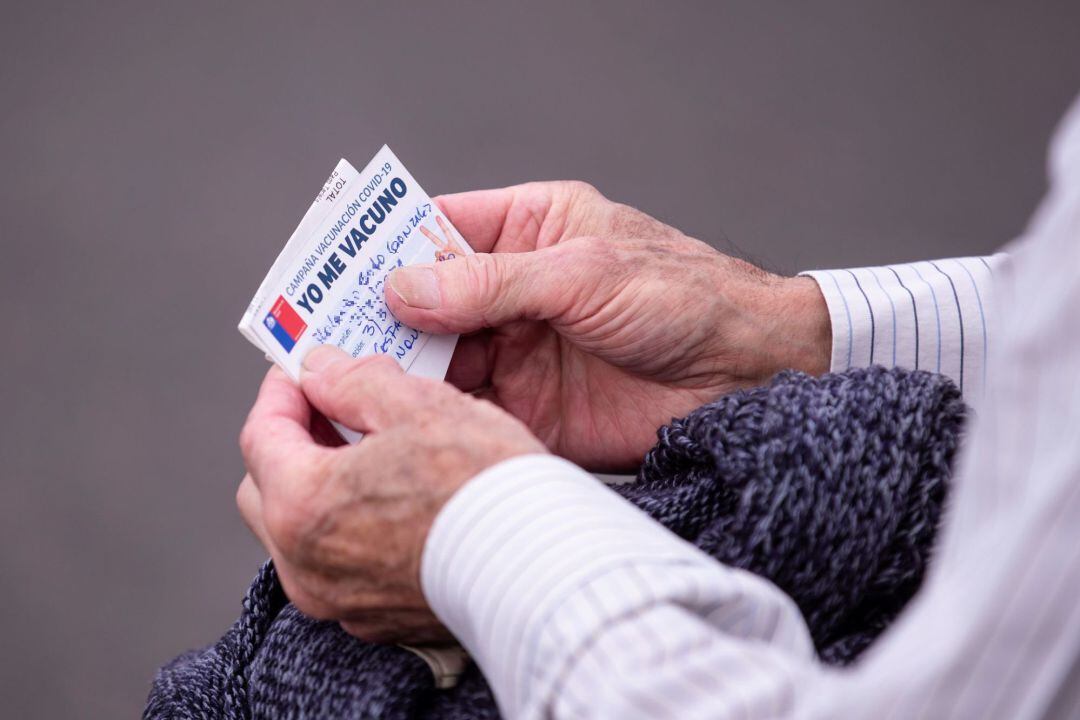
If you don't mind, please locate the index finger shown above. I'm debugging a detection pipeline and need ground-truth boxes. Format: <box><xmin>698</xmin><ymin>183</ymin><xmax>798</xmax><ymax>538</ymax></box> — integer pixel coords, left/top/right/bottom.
<box><xmin>239</xmin><ymin>366</ymin><xmax>330</xmax><ymax>490</ymax></box>
<box><xmin>433</xmin><ymin>188</ymin><xmax>516</xmax><ymax>253</ymax></box>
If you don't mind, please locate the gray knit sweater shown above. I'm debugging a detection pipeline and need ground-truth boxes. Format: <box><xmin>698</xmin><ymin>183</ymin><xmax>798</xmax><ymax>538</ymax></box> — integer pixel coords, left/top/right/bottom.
<box><xmin>146</xmin><ymin>366</ymin><xmax>966</xmax><ymax>719</ymax></box>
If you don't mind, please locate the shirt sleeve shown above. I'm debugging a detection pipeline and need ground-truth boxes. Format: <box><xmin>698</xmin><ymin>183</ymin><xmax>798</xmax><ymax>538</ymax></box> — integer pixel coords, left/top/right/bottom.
<box><xmin>420</xmin><ymin>454</ymin><xmax>817</xmax><ymax>719</ymax></box>
<box><xmin>420</xmin><ymin>93</ymin><xmax>1080</xmax><ymax>719</ymax></box>
<box><xmin>800</xmin><ymin>255</ymin><xmax>1006</xmax><ymax>400</ymax></box>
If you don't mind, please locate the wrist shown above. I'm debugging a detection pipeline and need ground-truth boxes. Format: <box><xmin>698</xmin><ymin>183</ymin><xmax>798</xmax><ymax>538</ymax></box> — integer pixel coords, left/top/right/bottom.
<box><xmin>723</xmin><ymin>267</ymin><xmax>831</xmax><ymax>383</ymax></box>
<box><xmin>702</xmin><ymin>255</ymin><xmax>831</xmax><ymax>388</ymax></box>
<box><xmin>765</xmin><ymin>275</ymin><xmax>831</xmax><ymax>377</ymax></box>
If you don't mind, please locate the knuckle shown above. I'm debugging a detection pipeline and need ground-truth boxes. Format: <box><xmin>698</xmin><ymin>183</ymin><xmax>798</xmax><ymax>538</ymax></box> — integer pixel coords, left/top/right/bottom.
<box><xmin>461</xmin><ymin>253</ymin><xmax>502</xmax><ymax>304</ymax></box>
<box><xmin>419</xmin><ymin>381</ymin><xmax>466</xmax><ymax>416</ymax></box>
<box><xmin>343</xmin><ymin>354</ymin><xmax>399</xmax><ymax>386</ymax></box>
<box><xmin>291</xmin><ymin>598</ymin><xmax>326</xmax><ymax>620</ymax></box>
<box><xmin>365</xmin><ymin>354</ymin><xmax>400</xmax><ymax>373</ymax></box>
<box><xmin>609</xmin><ymin>201</ymin><xmax>680</xmax><ymax>242</ymax></box>
<box><xmin>263</xmin><ymin>499</ymin><xmax>314</xmax><ymax>559</ymax></box>
<box><xmin>565</xmin><ymin>179</ymin><xmax>600</xmax><ymax>198</ymax></box>
<box><xmin>286</xmin><ymin>583</ymin><xmax>336</xmax><ymax>620</ymax></box>
<box><xmin>340</xmin><ymin>620</ymin><xmax>392</xmax><ymax>643</ymax></box>
<box><xmin>263</xmin><ymin>456</ymin><xmax>340</xmax><ymax>562</ymax></box>
<box><xmin>237</xmin><ymin>421</ymin><xmax>257</xmax><ymax>460</ymax></box>
<box><xmin>556</xmin><ymin>236</ymin><xmax>617</xmax><ymax>271</ymax></box>
<box><xmin>424</xmin><ymin>374</ymin><xmax>458</xmax><ymax>398</ymax></box>
<box><xmin>330</xmin><ymin>364</ymin><xmax>379</xmax><ymax>407</ymax></box>
<box><xmin>561</xmin><ymin>234</ymin><xmax>602</xmax><ymax>256</ymax></box>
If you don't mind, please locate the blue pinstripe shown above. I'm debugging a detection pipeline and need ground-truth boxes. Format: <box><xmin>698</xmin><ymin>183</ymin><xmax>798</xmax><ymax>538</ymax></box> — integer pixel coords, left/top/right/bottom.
<box><xmin>929</xmin><ymin>261</ymin><xmax>965</xmax><ymax>393</ymax></box>
<box><xmin>910</xmin><ymin>263</ymin><xmax>943</xmax><ymax>373</ymax></box>
<box><xmin>954</xmin><ymin>258</ymin><xmax>988</xmax><ymax>392</ymax></box>
<box><xmin>867</xmin><ymin>266</ymin><xmax>898</xmax><ymax>367</ymax></box>
<box><xmin>844</xmin><ymin>269</ymin><xmax>877</xmax><ymax>365</ymax></box>
<box><xmin>825</xmin><ymin>271</ymin><xmax>854</xmax><ymax>369</ymax></box>
<box><xmin>886</xmin><ymin>265</ymin><xmax>919</xmax><ymax>369</ymax></box>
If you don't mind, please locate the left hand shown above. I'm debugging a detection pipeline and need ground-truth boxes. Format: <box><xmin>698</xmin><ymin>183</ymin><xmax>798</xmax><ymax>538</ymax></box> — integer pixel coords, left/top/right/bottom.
<box><xmin>236</xmin><ymin>346</ymin><xmax>546</xmax><ymax>643</ymax></box>
<box><xmin>386</xmin><ymin>182</ymin><xmax>829</xmax><ymax>472</ymax></box>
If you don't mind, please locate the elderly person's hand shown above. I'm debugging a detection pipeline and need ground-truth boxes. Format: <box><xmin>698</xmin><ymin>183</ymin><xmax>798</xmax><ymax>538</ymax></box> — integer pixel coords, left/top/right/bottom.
<box><xmin>236</xmin><ymin>349</ymin><xmax>546</xmax><ymax>643</ymax></box>
<box><xmin>386</xmin><ymin>181</ymin><xmax>831</xmax><ymax>471</ymax></box>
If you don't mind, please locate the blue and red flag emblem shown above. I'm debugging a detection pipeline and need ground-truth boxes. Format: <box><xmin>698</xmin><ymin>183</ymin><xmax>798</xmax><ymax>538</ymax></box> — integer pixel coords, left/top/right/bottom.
<box><xmin>264</xmin><ymin>296</ymin><xmax>307</xmax><ymax>353</ymax></box>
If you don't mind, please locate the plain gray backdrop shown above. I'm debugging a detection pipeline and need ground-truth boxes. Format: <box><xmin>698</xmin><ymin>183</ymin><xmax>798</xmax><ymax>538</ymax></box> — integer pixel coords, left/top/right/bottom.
<box><xmin>3</xmin><ymin>2</ymin><xmax>1079</xmax><ymax>717</ymax></box>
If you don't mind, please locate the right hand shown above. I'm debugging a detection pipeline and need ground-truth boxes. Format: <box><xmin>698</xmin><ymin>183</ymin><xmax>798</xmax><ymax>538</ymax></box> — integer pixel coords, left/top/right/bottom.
<box><xmin>386</xmin><ymin>181</ymin><xmax>830</xmax><ymax>471</ymax></box>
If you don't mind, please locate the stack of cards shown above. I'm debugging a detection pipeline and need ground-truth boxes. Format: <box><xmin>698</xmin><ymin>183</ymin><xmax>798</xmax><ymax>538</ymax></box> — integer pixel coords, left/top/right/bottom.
<box><xmin>238</xmin><ymin>146</ymin><xmax>472</xmax><ymax>685</ymax></box>
<box><xmin>238</xmin><ymin>146</ymin><xmax>472</xmax><ymax>441</ymax></box>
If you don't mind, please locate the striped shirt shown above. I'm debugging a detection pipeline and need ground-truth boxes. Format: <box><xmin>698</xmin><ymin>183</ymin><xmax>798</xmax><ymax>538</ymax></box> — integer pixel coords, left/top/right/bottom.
<box><xmin>421</xmin><ymin>94</ymin><xmax>1080</xmax><ymax>719</ymax></box>
<box><xmin>802</xmin><ymin>255</ymin><xmax>1006</xmax><ymax>402</ymax></box>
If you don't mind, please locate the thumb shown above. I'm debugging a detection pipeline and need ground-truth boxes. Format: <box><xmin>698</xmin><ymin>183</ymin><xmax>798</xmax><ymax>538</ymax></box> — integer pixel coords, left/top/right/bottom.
<box><xmin>385</xmin><ymin>247</ymin><xmax>581</xmax><ymax>334</ymax></box>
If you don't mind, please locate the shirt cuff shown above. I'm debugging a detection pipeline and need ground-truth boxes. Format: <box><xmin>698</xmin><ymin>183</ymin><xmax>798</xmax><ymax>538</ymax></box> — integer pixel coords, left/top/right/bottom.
<box><xmin>421</xmin><ymin>454</ymin><xmax>813</xmax><ymax>718</ymax></box>
<box><xmin>801</xmin><ymin>255</ymin><xmax>1005</xmax><ymax>400</ymax></box>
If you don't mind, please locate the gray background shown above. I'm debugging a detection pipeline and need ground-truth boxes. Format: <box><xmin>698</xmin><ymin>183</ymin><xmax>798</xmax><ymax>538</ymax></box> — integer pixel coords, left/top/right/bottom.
<box><xmin>2</xmin><ymin>2</ymin><xmax>1079</xmax><ymax>717</ymax></box>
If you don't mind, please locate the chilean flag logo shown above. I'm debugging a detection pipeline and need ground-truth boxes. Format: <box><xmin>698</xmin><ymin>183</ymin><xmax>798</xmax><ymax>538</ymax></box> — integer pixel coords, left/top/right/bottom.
<box><xmin>264</xmin><ymin>296</ymin><xmax>307</xmax><ymax>353</ymax></box>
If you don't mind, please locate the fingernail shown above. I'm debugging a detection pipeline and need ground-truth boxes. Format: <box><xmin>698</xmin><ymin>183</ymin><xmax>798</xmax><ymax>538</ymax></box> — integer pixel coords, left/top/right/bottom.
<box><xmin>302</xmin><ymin>345</ymin><xmax>349</xmax><ymax>374</ymax></box>
<box><xmin>389</xmin><ymin>266</ymin><xmax>440</xmax><ymax>309</ymax></box>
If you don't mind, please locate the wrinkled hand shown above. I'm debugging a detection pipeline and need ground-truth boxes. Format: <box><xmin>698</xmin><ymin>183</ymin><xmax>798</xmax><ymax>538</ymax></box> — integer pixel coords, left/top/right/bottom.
<box><xmin>236</xmin><ymin>347</ymin><xmax>546</xmax><ymax>642</ymax></box>
<box><xmin>387</xmin><ymin>181</ymin><xmax>830</xmax><ymax>471</ymax></box>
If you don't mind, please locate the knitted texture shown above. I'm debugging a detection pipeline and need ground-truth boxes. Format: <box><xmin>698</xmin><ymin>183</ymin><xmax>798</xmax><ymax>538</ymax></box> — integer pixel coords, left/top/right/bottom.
<box><xmin>146</xmin><ymin>366</ymin><xmax>966</xmax><ymax>719</ymax></box>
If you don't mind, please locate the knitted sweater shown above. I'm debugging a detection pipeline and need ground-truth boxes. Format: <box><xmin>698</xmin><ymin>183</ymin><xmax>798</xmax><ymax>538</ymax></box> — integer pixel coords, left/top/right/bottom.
<box><xmin>146</xmin><ymin>366</ymin><xmax>966</xmax><ymax>719</ymax></box>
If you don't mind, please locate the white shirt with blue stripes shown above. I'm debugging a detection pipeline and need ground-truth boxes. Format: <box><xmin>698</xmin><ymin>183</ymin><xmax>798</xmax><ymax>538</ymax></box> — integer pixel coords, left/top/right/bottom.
<box><xmin>803</xmin><ymin>255</ymin><xmax>1005</xmax><ymax>401</ymax></box>
<box><xmin>420</xmin><ymin>94</ymin><xmax>1080</xmax><ymax>719</ymax></box>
